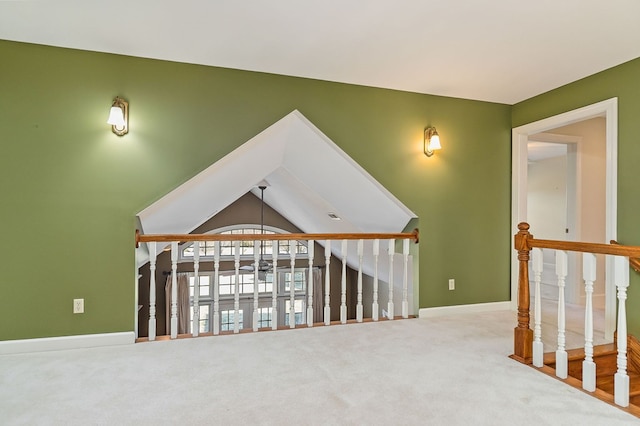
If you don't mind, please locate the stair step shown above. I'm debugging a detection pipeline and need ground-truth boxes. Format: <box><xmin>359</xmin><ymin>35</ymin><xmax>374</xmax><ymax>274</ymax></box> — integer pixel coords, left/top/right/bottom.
<box><xmin>596</xmin><ymin>372</ymin><xmax>640</xmax><ymax>394</ymax></box>
<box><xmin>543</xmin><ymin>343</ymin><xmax>617</xmax><ymax>365</ymax></box>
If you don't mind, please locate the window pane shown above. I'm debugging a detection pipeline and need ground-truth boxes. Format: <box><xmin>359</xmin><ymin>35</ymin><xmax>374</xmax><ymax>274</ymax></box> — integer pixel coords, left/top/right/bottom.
<box><xmin>221</xmin><ymin>309</ymin><xmax>243</xmax><ymax>331</ymax></box>
<box><xmin>284</xmin><ymin>299</ymin><xmax>305</xmax><ymax>326</ymax></box>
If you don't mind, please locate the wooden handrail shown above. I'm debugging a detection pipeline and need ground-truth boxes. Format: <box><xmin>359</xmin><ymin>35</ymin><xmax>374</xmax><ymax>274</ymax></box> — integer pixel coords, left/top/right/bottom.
<box><xmin>512</xmin><ymin>222</ymin><xmax>640</xmax><ymax>364</ymax></box>
<box><xmin>611</xmin><ymin>240</ymin><xmax>640</xmax><ymax>272</ymax></box>
<box><xmin>135</xmin><ymin>228</ymin><xmax>419</xmax><ymax>248</ymax></box>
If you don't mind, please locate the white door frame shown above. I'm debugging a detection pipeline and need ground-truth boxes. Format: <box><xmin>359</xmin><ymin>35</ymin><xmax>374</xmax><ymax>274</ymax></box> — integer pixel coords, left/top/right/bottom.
<box><xmin>511</xmin><ymin>97</ymin><xmax>618</xmax><ymax>339</ymax></box>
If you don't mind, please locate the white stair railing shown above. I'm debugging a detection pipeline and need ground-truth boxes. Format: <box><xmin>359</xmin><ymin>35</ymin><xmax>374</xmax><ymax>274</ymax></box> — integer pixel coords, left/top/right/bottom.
<box><xmin>531</xmin><ymin>247</ymin><xmax>543</xmax><ymax>368</ymax></box>
<box><xmin>614</xmin><ymin>255</ymin><xmax>630</xmax><ymax>407</ymax></box>
<box><xmin>582</xmin><ymin>253</ymin><xmax>596</xmax><ymax>392</ymax></box>
<box><xmin>513</xmin><ymin>222</ymin><xmax>640</xmax><ymax>409</ymax></box>
<box><xmin>555</xmin><ymin>250</ymin><xmax>568</xmax><ymax>379</ymax></box>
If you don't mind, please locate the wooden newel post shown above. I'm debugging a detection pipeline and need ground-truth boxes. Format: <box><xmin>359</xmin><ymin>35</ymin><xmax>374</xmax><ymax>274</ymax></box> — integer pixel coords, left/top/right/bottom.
<box><xmin>512</xmin><ymin>222</ymin><xmax>533</xmax><ymax>364</ymax></box>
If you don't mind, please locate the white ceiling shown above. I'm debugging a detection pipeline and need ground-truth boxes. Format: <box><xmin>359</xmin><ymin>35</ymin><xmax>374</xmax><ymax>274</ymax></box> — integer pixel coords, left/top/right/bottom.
<box><xmin>1</xmin><ymin>1</ymin><xmax>640</xmax><ymax>104</ymax></box>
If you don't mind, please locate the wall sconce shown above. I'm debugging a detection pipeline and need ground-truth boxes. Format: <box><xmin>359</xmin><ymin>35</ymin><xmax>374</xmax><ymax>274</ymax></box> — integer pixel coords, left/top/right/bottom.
<box><xmin>107</xmin><ymin>96</ymin><xmax>129</xmax><ymax>136</ymax></box>
<box><xmin>424</xmin><ymin>127</ymin><xmax>441</xmax><ymax>157</ymax></box>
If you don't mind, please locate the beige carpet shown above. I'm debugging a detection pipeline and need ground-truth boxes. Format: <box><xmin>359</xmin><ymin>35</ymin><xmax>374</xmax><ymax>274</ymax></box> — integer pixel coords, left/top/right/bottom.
<box><xmin>1</xmin><ymin>310</ymin><xmax>637</xmax><ymax>425</ymax></box>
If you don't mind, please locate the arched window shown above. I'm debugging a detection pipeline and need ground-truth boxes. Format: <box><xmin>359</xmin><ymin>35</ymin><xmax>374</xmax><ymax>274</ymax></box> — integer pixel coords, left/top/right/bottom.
<box><xmin>179</xmin><ymin>224</ymin><xmax>308</xmax><ymax>261</ymax></box>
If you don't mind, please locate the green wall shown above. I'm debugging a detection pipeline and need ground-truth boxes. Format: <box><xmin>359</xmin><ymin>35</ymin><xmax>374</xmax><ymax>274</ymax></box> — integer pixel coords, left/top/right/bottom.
<box><xmin>0</xmin><ymin>40</ymin><xmax>511</xmax><ymax>340</ymax></box>
<box><xmin>513</xmin><ymin>57</ymin><xmax>640</xmax><ymax>335</ymax></box>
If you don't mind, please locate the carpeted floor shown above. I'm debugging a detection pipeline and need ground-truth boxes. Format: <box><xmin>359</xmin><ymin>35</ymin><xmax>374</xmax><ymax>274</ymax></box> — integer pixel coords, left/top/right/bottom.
<box><xmin>1</xmin><ymin>310</ymin><xmax>637</xmax><ymax>425</ymax></box>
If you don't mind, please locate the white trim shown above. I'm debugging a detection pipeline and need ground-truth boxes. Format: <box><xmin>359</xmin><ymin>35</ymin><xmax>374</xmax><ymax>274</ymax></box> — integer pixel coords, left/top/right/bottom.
<box><xmin>0</xmin><ymin>332</ymin><xmax>135</xmax><ymax>355</ymax></box>
<box><xmin>511</xmin><ymin>97</ymin><xmax>618</xmax><ymax>340</ymax></box>
<box><xmin>418</xmin><ymin>301</ymin><xmax>511</xmax><ymax>318</ymax></box>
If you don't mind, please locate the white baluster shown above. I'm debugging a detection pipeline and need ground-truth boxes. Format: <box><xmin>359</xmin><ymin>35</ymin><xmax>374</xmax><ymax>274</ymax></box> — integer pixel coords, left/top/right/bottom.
<box><xmin>253</xmin><ymin>241</ymin><xmax>260</xmax><ymax>332</ymax></box>
<box><xmin>582</xmin><ymin>252</ymin><xmax>596</xmax><ymax>391</ymax></box>
<box><xmin>614</xmin><ymin>255</ymin><xmax>630</xmax><ymax>407</ymax></box>
<box><xmin>307</xmin><ymin>240</ymin><xmax>315</xmax><ymax>327</ymax></box>
<box><xmin>148</xmin><ymin>243</ymin><xmax>157</xmax><ymax>341</ymax></box>
<box><xmin>324</xmin><ymin>240</ymin><xmax>331</xmax><ymax>326</ymax></box>
<box><xmin>340</xmin><ymin>239</ymin><xmax>348</xmax><ymax>324</ymax></box>
<box><xmin>271</xmin><ymin>240</ymin><xmax>278</xmax><ymax>330</ymax></box>
<box><xmin>192</xmin><ymin>241</ymin><xmax>200</xmax><ymax>337</ymax></box>
<box><xmin>555</xmin><ymin>250</ymin><xmax>568</xmax><ymax>379</ymax></box>
<box><xmin>402</xmin><ymin>239</ymin><xmax>409</xmax><ymax>319</ymax></box>
<box><xmin>213</xmin><ymin>241</ymin><xmax>220</xmax><ymax>335</ymax></box>
<box><xmin>387</xmin><ymin>240</ymin><xmax>395</xmax><ymax>320</ymax></box>
<box><xmin>372</xmin><ymin>239</ymin><xmax>379</xmax><ymax>321</ymax></box>
<box><xmin>356</xmin><ymin>239</ymin><xmax>364</xmax><ymax>323</ymax></box>
<box><xmin>289</xmin><ymin>240</ymin><xmax>296</xmax><ymax>329</ymax></box>
<box><xmin>170</xmin><ymin>241</ymin><xmax>178</xmax><ymax>339</ymax></box>
<box><xmin>233</xmin><ymin>240</ymin><xmax>241</xmax><ymax>334</ymax></box>
<box><xmin>532</xmin><ymin>248</ymin><xmax>543</xmax><ymax>367</ymax></box>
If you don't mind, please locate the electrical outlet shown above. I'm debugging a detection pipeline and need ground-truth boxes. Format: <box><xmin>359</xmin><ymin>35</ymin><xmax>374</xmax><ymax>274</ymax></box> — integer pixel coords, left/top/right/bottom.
<box><xmin>448</xmin><ymin>279</ymin><xmax>455</xmax><ymax>291</ymax></box>
<box><xmin>73</xmin><ymin>298</ymin><xmax>84</xmax><ymax>314</ymax></box>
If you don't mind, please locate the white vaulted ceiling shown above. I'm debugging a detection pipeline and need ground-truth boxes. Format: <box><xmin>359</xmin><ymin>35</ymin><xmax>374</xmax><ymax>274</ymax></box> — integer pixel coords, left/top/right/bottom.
<box><xmin>136</xmin><ymin>110</ymin><xmax>416</xmax><ymax>265</ymax></box>
<box><xmin>1</xmin><ymin>1</ymin><xmax>640</xmax><ymax>104</ymax></box>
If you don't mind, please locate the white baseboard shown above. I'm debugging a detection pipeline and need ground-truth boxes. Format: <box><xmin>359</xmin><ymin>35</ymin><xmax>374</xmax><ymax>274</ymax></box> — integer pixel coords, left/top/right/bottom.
<box><xmin>419</xmin><ymin>301</ymin><xmax>512</xmax><ymax>318</ymax></box>
<box><xmin>0</xmin><ymin>332</ymin><xmax>135</xmax><ymax>355</ymax></box>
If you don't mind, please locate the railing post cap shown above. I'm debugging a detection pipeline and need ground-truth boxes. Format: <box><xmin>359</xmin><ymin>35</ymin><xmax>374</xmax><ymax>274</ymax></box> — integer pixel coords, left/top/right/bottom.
<box><xmin>518</xmin><ymin>222</ymin><xmax>530</xmax><ymax>232</ymax></box>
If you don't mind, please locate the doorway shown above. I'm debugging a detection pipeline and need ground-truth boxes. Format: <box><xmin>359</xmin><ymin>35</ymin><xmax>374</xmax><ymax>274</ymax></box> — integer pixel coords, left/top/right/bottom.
<box><xmin>511</xmin><ymin>98</ymin><xmax>618</xmax><ymax>341</ymax></box>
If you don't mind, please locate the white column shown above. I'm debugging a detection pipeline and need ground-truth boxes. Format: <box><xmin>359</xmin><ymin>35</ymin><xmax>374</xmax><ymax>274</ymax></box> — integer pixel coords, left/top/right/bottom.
<box><xmin>148</xmin><ymin>243</ymin><xmax>157</xmax><ymax>341</ymax></box>
<box><xmin>253</xmin><ymin>241</ymin><xmax>260</xmax><ymax>332</ymax></box>
<box><xmin>356</xmin><ymin>239</ymin><xmax>364</xmax><ymax>323</ymax></box>
<box><xmin>324</xmin><ymin>240</ymin><xmax>331</xmax><ymax>326</ymax></box>
<box><xmin>213</xmin><ymin>241</ymin><xmax>220</xmax><ymax>336</ymax></box>
<box><xmin>372</xmin><ymin>239</ymin><xmax>379</xmax><ymax>321</ymax></box>
<box><xmin>289</xmin><ymin>240</ymin><xmax>296</xmax><ymax>328</ymax></box>
<box><xmin>271</xmin><ymin>240</ymin><xmax>279</xmax><ymax>330</ymax></box>
<box><xmin>614</xmin><ymin>255</ymin><xmax>630</xmax><ymax>407</ymax></box>
<box><xmin>340</xmin><ymin>239</ymin><xmax>348</xmax><ymax>324</ymax></box>
<box><xmin>387</xmin><ymin>240</ymin><xmax>395</xmax><ymax>320</ymax></box>
<box><xmin>402</xmin><ymin>239</ymin><xmax>409</xmax><ymax>319</ymax></box>
<box><xmin>170</xmin><ymin>241</ymin><xmax>178</xmax><ymax>339</ymax></box>
<box><xmin>532</xmin><ymin>248</ymin><xmax>543</xmax><ymax>367</ymax></box>
<box><xmin>192</xmin><ymin>241</ymin><xmax>200</xmax><ymax>337</ymax></box>
<box><xmin>233</xmin><ymin>240</ymin><xmax>241</xmax><ymax>334</ymax></box>
<box><xmin>555</xmin><ymin>250</ymin><xmax>568</xmax><ymax>379</ymax></box>
<box><xmin>582</xmin><ymin>252</ymin><xmax>596</xmax><ymax>392</ymax></box>
<box><xmin>307</xmin><ymin>240</ymin><xmax>315</xmax><ymax>327</ymax></box>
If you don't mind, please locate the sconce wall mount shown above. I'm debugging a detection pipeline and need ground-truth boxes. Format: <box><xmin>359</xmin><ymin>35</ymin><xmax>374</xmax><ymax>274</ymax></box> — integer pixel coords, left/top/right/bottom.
<box><xmin>107</xmin><ymin>96</ymin><xmax>129</xmax><ymax>136</ymax></box>
<box><xmin>424</xmin><ymin>126</ymin><xmax>441</xmax><ymax>157</ymax></box>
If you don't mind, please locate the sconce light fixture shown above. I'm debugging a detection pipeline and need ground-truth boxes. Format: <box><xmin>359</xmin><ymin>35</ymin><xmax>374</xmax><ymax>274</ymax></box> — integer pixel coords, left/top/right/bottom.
<box><xmin>107</xmin><ymin>96</ymin><xmax>129</xmax><ymax>136</ymax></box>
<box><xmin>424</xmin><ymin>127</ymin><xmax>441</xmax><ymax>157</ymax></box>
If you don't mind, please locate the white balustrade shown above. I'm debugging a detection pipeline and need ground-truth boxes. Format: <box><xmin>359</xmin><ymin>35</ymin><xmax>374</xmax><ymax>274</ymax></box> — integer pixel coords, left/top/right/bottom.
<box><xmin>324</xmin><ymin>240</ymin><xmax>331</xmax><ymax>326</ymax></box>
<box><xmin>289</xmin><ymin>240</ymin><xmax>296</xmax><ymax>329</ymax></box>
<box><xmin>402</xmin><ymin>239</ymin><xmax>409</xmax><ymax>319</ymax></box>
<box><xmin>233</xmin><ymin>240</ymin><xmax>240</xmax><ymax>334</ymax></box>
<box><xmin>614</xmin><ymin>255</ymin><xmax>630</xmax><ymax>407</ymax></box>
<box><xmin>582</xmin><ymin>252</ymin><xmax>596</xmax><ymax>392</ymax></box>
<box><xmin>148</xmin><ymin>243</ymin><xmax>157</xmax><ymax>341</ymax></box>
<box><xmin>192</xmin><ymin>241</ymin><xmax>200</xmax><ymax>337</ymax></box>
<box><xmin>356</xmin><ymin>239</ymin><xmax>364</xmax><ymax>323</ymax></box>
<box><xmin>213</xmin><ymin>241</ymin><xmax>220</xmax><ymax>335</ymax></box>
<box><xmin>307</xmin><ymin>240</ymin><xmax>314</xmax><ymax>327</ymax></box>
<box><xmin>387</xmin><ymin>240</ymin><xmax>395</xmax><ymax>320</ymax></box>
<box><xmin>271</xmin><ymin>240</ymin><xmax>279</xmax><ymax>330</ymax></box>
<box><xmin>531</xmin><ymin>248</ymin><xmax>543</xmax><ymax>368</ymax></box>
<box><xmin>555</xmin><ymin>250</ymin><xmax>568</xmax><ymax>379</ymax></box>
<box><xmin>372</xmin><ymin>239</ymin><xmax>379</xmax><ymax>321</ymax></box>
<box><xmin>340</xmin><ymin>239</ymin><xmax>348</xmax><ymax>324</ymax></box>
<box><xmin>142</xmin><ymin>233</ymin><xmax>418</xmax><ymax>342</ymax></box>
<box><xmin>170</xmin><ymin>241</ymin><xmax>179</xmax><ymax>339</ymax></box>
<box><xmin>253</xmin><ymin>241</ymin><xmax>260</xmax><ymax>332</ymax></box>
